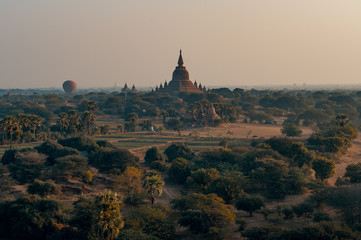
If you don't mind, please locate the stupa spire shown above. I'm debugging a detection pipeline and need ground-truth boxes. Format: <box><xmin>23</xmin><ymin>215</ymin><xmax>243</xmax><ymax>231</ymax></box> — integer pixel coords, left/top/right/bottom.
<box><xmin>178</xmin><ymin>49</ymin><xmax>184</xmax><ymax>66</ymax></box>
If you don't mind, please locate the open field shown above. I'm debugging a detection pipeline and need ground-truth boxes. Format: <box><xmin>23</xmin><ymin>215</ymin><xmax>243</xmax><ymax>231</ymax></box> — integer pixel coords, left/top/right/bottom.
<box><xmin>0</xmin><ymin>121</ymin><xmax>314</xmax><ymax>160</ymax></box>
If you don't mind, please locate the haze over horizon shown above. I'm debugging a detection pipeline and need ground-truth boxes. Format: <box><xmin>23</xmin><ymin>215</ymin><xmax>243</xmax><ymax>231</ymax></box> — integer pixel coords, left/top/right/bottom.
<box><xmin>1</xmin><ymin>1</ymin><xmax>361</xmax><ymax>89</ymax></box>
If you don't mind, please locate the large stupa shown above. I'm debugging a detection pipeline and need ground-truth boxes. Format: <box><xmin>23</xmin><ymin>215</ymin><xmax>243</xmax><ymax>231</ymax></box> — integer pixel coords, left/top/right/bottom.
<box><xmin>156</xmin><ymin>50</ymin><xmax>205</xmax><ymax>94</ymax></box>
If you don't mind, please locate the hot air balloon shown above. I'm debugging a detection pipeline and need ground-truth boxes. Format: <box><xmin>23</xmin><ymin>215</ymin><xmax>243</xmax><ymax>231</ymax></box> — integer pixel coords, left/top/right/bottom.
<box><xmin>63</xmin><ymin>80</ymin><xmax>77</xmax><ymax>94</ymax></box>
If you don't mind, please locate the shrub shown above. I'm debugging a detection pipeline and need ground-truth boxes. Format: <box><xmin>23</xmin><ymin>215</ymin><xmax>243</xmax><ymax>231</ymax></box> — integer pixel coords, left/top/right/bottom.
<box><xmin>8</xmin><ymin>151</ymin><xmax>46</xmax><ymax>184</ymax></box>
<box><xmin>313</xmin><ymin>211</ymin><xmax>331</xmax><ymax>222</ymax></box>
<box><xmin>35</xmin><ymin>141</ymin><xmax>80</xmax><ymax>164</ymax></box>
<box><xmin>144</xmin><ymin>147</ymin><xmax>167</xmax><ymax>165</ymax></box>
<box><xmin>150</xmin><ymin>160</ymin><xmax>167</xmax><ymax>172</ymax></box>
<box><xmin>168</xmin><ymin>158</ymin><xmax>194</xmax><ymax>184</ymax></box>
<box><xmin>312</xmin><ymin>156</ymin><xmax>335</xmax><ymax>181</ymax></box>
<box><xmin>172</xmin><ymin>193</ymin><xmax>235</xmax><ymax>237</ymax></box>
<box><xmin>0</xmin><ymin>195</ymin><xmax>64</xmax><ymax>240</ymax></box>
<box><xmin>292</xmin><ymin>202</ymin><xmax>314</xmax><ymax>218</ymax></box>
<box><xmin>186</xmin><ymin>168</ymin><xmax>220</xmax><ymax>191</ymax></box>
<box><xmin>1</xmin><ymin>148</ymin><xmax>37</xmax><ymax>165</ymax></box>
<box><xmin>207</xmin><ymin>174</ymin><xmax>246</xmax><ymax>203</ymax></box>
<box><xmin>282</xmin><ymin>207</ymin><xmax>294</xmax><ymax>219</ymax></box>
<box><xmin>89</xmin><ymin>147</ymin><xmax>138</xmax><ymax>172</ymax></box>
<box><xmin>27</xmin><ymin>179</ymin><xmax>62</xmax><ymax>197</ymax></box>
<box><xmin>58</xmin><ymin>136</ymin><xmax>97</xmax><ymax>151</ymax></box>
<box><xmin>124</xmin><ymin>205</ymin><xmax>175</xmax><ymax>240</ymax></box>
<box><xmin>235</xmin><ymin>194</ymin><xmax>265</xmax><ymax>217</ymax></box>
<box><xmin>53</xmin><ymin>155</ymin><xmax>88</xmax><ymax>179</ymax></box>
<box><xmin>164</xmin><ymin>143</ymin><xmax>195</xmax><ymax>162</ymax></box>
<box><xmin>344</xmin><ymin>163</ymin><xmax>361</xmax><ymax>183</ymax></box>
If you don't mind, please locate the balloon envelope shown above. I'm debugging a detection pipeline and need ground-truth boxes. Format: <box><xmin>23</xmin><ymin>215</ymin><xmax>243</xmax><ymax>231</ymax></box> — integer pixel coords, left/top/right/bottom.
<box><xmin>63</xmin><ymin>80</ymin><xmax>77</xmax><ymax>94</ymax></box>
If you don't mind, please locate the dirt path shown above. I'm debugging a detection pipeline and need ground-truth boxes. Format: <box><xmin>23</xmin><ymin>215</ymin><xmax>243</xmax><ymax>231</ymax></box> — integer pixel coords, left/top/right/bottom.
<box><xmin>328</xmin><ymin>135</ymin><xmax>361</xmax><ymax>185</ymax></box>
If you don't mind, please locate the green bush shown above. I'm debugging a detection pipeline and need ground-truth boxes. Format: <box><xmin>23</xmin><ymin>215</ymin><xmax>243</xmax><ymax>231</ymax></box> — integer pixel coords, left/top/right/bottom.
<box><xmin>235</xmin><ymin>194</ymin><xmax>264</xmax><ymax>217</ymax></box>
<box><xmin>58</xmin><ymin>136</ymin><xmax>97</xmax><ymax>151</ymax></box>
<box><xmin>124</xmin><ymin>205</ymin><xmax>175</xmax><ymax>240</ymax></box>
<box><xmin>27</xmin><ymin>179</ymin><xmax>62</xmax><ymax>197</ymax></box>
<box><xmin>89</xmin><ymin>147</ymin><xmax>138</xmax><ymax>172</ymax></box>
<box><xmin>164</xmin><ymin>143</ymin><xmax>195</xmax><ymax>162</ymax></box>
<box><xmin>144</xmin><ymin>147</ymin><xmax>167</xmax><ymax>165</ymax></box>
<box><xmin>0</xmin><ymin>195</ymin><xmax>64</xmax><ymax>240</ymax></box>
<box><xmin>8</xmin><ymin>151</ymin><xmax>46</xmax><ymax>184</ymax></box>
<box><xmin>168</xmin><ymin>158</ymin><xmax>194</xmax><ymax>184</ymax></box>
<box><xmin>53</xmin><ymin>155</ymin><xmax>88</xmax><ymax>179</ymax></box>
<box><xmin>150</xmin><ymin>160</ymin><xmax>167</xmax><ymax>172</ymax></box>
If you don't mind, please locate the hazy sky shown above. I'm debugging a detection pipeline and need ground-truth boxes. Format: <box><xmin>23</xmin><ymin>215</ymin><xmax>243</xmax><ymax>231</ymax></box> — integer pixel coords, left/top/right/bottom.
<box><xmin>1</xmin><ymin>0</ymin><xmax>361</xmax><ymax>89</ymax></box>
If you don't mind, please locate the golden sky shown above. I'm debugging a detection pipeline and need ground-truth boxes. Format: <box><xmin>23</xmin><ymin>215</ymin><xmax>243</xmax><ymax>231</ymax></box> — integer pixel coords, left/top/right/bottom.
<box><xmin>1</xmin><ymin>0</ymin><xmax>361</xmax><ymax>88</ymax></box>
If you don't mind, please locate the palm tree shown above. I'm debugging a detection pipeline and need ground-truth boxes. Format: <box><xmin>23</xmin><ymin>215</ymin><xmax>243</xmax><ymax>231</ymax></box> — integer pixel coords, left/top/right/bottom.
<box><xmin>81</xmin><ymin>111</ymin><xmax>95</xmax><ymax>135</ymax></box>
<box><xmin>28</xmin><ymin>115</ymin><xmax>42</xmax><ymax>141</ymax></box>
<box><xmin>67</xmin><ymin>110</ymin><xmax>80</xmax><ymax>135</ymax></box>
<box><xmin>56</xmin><ymin>112</ymin><xmax>69</xmax><ymax>135</ymax></box>
<box><xmin>1</xmin><ymin>116</ymin><xmax>20</xmax><ymax>150</ymax></box>
<box><xmin>142</xmin><ymin>170</ymin><xmax>164</xmax><ymax>205</ymax></box>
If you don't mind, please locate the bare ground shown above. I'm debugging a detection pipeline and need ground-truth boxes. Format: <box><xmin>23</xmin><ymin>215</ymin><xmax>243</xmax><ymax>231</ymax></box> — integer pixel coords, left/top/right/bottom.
<box><xmin>328</xmin><ymin>135</ymin><xmax>361</xmax><ymax>185</ymax></box>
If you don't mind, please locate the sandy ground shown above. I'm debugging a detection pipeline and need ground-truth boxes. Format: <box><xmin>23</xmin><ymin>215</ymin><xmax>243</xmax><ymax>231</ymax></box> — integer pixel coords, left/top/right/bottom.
<box><xmin>328</xmin><ymin>135</ymin><xmax>361</xmax><ymax>185</ymax></box>
<box><xmin>181</xmin><ymin>122</ymin><xmax>313</xmax><ymax>140</ymax></box>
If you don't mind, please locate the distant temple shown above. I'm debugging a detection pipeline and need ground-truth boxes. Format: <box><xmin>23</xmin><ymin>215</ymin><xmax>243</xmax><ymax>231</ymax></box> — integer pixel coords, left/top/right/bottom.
<box><xmin>155</xmin><ymin>50</ymin><xmax>205</xmax><ymax>94</ymax></box>
<box><xmin>121</xmin><ymin>83</ymin><xmax>138</xmax><ymax>93</ymax></box>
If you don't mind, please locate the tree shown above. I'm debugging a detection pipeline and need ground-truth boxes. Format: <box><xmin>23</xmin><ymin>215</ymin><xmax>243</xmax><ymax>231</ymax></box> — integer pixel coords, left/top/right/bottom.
<box><xmin>114</xmin><ymin>166</ymin><xmax>142</xmax><ymax>196</ymax></box>
<box><xmin>53</xmin><ymin>155</ymin><xmax>88</xmax><ymax>179</ymax></box>
<box><xmin>56</xmin><ymin>112</ymin><xmax>69</xmax><ymax>135</ymax></box>
<box><xmin>126</xmin><ymin>112</ymin><xmax>139</xmax><ymax>123</ymax></box>
<box><xmin>72</xmin><ymin>191</ymin><xmax>124</xmax><ymax>240</ymax></box>
<box><xmin>236</xmin><ymin>194</ymin><xmax>265</xmax><ymax>217</ymax></box>
<box><xmin>336</xmin><ymin>113</ymin><xmax>349</xmax><ymax>127</ymax></box>
<box><xmin>91</xmin><ymin>190</ymin><xmax>124</xmax><ymax>240</ymax></box>
<box><xmin>1</xmin><ymin>115</ymin><xmax>20</xmax><ymax>150</ymax></box>
<box><xmin>165</xmin><ymin>118</ymin><xmax>184</xmax><ymax>136</ymax></box>
<box><xmin>28</xmin><ymin>114</ymin><xmax>42</xmax><ymax>140</ymax></box>
<box><xmin>0</xmin><ymin>195</ymin><xmax>64</xmax><ymax>240</ymax></box>
<box><xmin>281</xmin><ymin>123</ymin><xmax>302</xmax><ymax>137</ymax></box>
<box><xmin>171</xmin><ymin>193</ymin><xmax>235</xmax><ymax>238</ymax></box>
<box><xmin>312</xmin><ymin>156</ymin><xmax>335</xmax><ymax>181</ymax></box>
<box><xmin>251</xmin><ymin>158</ymin><xmax>291</xmax><ymax>198</ymax></box>
<box><xmin>140</xmin><ymin>120</ymin><xmax>152</xmax><ymax>131</ymax></box>
<box><xmin>206</xmin><ymin>173</ymin><xmax>246</xmax><ymax>203</ymax></box>
<box><xmin>81</xmin><ymin>111</ymin><xmax>95</xmax><ymax>135</ymax></box>
<box><xmin>290</xmin><ymin>142</ymin><xmax>315</xmax><ymax>167</ymax></box>
<box><xmin>344</xmin><ymin>163</ymin><xmax>361</xmax><ymax>183</ymax></box>
<box><xmin>142</xmin><ymin>170</ymin><xmax>164</xmax><ymax>205</ymax></box>
<box><xmin>168</xmin><ymin>158</ymin><xmax>194</xmax><ymax>184</ymax></box>
<box><xmin>164</xmin><ymin>143</ymin><xmax>195</xmax><ymax>162</ymax></box>
<box><xmin>144</xmin><ymin>147</ymin><xmax>167</xmax><ymax>165</ymax></box>
<box><xmin>89</xmin><ymin>147</ymin><xmax>138</xmax><ymax>172</ymax></box>
<box><xmin>117</xmin><ymin>124</ymin><xmax>123</xmax><ymax>133</ymax></box>
<box><xmin>186</xmin><ymin>168</ymin><xmax>220</xmax><ymax>191</ymax></box>
<box><xmin>100</xmin><ymin>125</ymin><xmax>110</xmax><ymax>135</ymax></box>
<box><xmin>58</xmin><ymin>136</ymin><xmax>96</xmax><ymax>151</ymax></box>
<box><xmin>27</xmin><ymin>179</ymin><xmax>62</xmax><ymax>197</ymax></box>
<box><xmin>124</xmin><ymin>205</ymin><xmax>175</xmax><ymax>240</ymax></box>
<box><xmin>8</xmin><ymin>151</ymin><xmax>46</xmax><ymax>184</ymax></box>
<box><xmin>67</xmin><ymin>109</ymin><xmax>81</xmax><ymax>135</ymax></box>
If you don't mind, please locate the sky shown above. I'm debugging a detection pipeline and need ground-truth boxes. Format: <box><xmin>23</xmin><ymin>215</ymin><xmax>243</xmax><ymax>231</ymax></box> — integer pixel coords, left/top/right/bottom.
<box><xmin>1</xmin><ymin>0</ymin><xmax>361</xmax><ymax>89</ymax></box>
